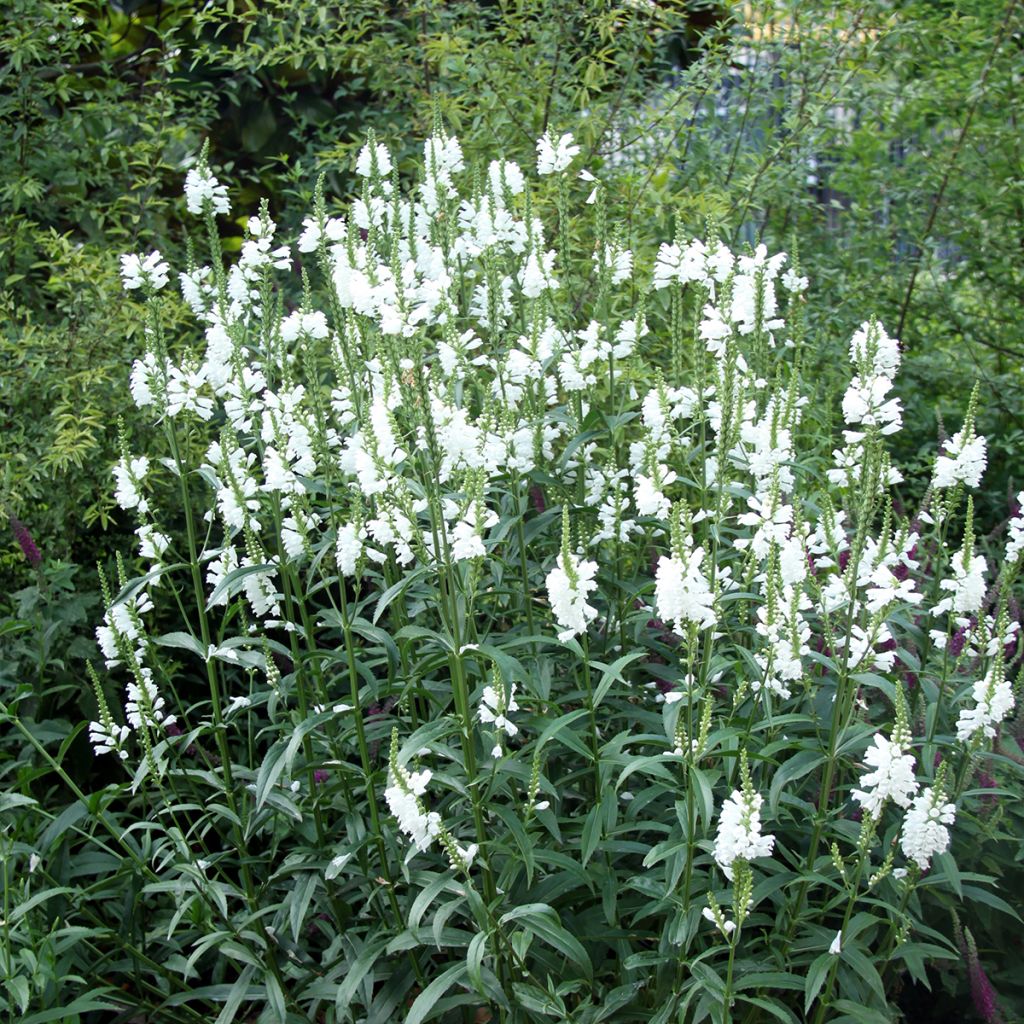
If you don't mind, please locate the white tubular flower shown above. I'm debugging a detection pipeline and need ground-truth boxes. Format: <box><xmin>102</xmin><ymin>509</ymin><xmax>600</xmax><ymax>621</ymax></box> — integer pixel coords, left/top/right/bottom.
<box><xmin>849</xmin><ymin>320</ymin><xmax>900</xmax><ymax>377</ymax></box>
<box><xmin>520</xmin><ymin>248</ymin><xmax>559</xmax><ymax>298</ymax></box>
<box><xmin>652</xmin><ymin>239</ymin><xmax>710</xmax><ymax>290</ymax></box>
<box><xmin>536</xmin><ymin>131</ymin><xmax>579</xmax><ymax>175</ymax></box>
<box><xmin>934</xmin><ymin>548</ymin><xmax>987</xmax><ymax>616</ymax></box>
<box><xmin>129</xmin><ymin>352</ymin><xmax>165</xmax><ymax>411</ymax></box>
<box><xmin>546</xmin><ymin>551</ymin><xmax>599</xmax><ymax>642</ymax></box>
<box><xmin>89</xmin><ymin>719</ymin><xmax>130</xmax><ymax>760</ymax></box>
<box><xmin>487</xmin><ymin>158</ymin><xmax>525</xmax><ymax>198</ymax></box>
<box><xmin>356</xmin><ymin>140</ymin><xmax>393</xmax><ymax>179</ymax></box>
<box><xmin>336</xmin><ymin>522</ymin><xmax>366</xmax><ymax>577</ymax></box>
<box><xmin>655</xmin><ymin>548</ymin><xmax>716</xmax><ymax>633</ymax></box>
<box><xmin>113</xmin><ymin>456</ymin><xmax>150</xmax><ymax>513</ymax></box>
<box><xmin>713</xmin><ymin>761</ymin><xmax>775</xmax><ymax>880</ymax></box>
<box><xmin>137</xmin><ymin>524</ymin><xmax>170</xmax><ymax>561</ymax></box>
<box><xmin>1006</xmin><ymin>493</ymin><xmax>1024</xmax><ymax>563</ymax></box>
<box><xmin>166</xmin><ymin>363</ymin><xmax>214</xmax><ymax>420</ymax></box>
<box><xmin>851</xmin><ymin>732</ymin><xmax>918</xmax><ymax>818</ymax></box>
<box><xmin>934</xmin><ymin>429</ymin><xmax>987</xmax><ymax>489</ymax></box>
<box><xmin>866</xmin><ymin>564</ymin><xmax>922</xmax><ymax>613</ymax></box>
<box><xmin>829</xmin><ymin>931</ymin><xmax>843</xmax><ymax>956</ymax></box>
<box><xmin>384</xmin><ymin>755</ymin><xmax>442</xmax><ymax>853</ymax></box>
<box><xmin>595</xmin><ymin>244</ymin><xmax>633</xmax><ymax>284</ymax></box>
<box><xmin>120</xmin><ymin>251</ymin><xmax>169</xmax><ymax>292</ymax></box>
<box><xmin>479</xmin><ymin>680</ymin><xmax>520</xmax><ymax>757</ymax></box>
<box><xmin>125</xmin><ymin>668</ymin><xmax>175</xmax><ymax>731</ymax></box>
<box><xmin>184</xmin><ymin>165</ymin><xmax>230</xmax><ymax>216</ymax></box>
<box><xmin>782</xmin><ymin>267</ymin><xmax>809</xmax><ymax>294</ymax></box>
<box><xmin>242</xmin><ymin>561</ymin><xmax>281</xmax><ymax>619</ymax></box>
<box><xmin>956</xmin><ymin>665</ymin><xmax>1014</xmax><ymax>743</ymax></box>
<box><xmin>900</xmin><ymin>787</ymin><xmax>956</xmax><ymax>870</ymax></box>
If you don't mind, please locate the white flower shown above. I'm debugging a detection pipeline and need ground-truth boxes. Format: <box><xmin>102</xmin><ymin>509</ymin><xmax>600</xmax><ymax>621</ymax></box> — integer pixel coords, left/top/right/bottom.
<box><xmin>652</xmin><ymin>239</ymin><xmax>710</xmax><ymax>290</ymax></box>
<box><xmin>782</xmin><ymin>268</ymin><xmax>809</xmax><ymax>294</ymax></box>
<box><xmin>849</xmin><ymin>320</ymin><xmax>899</xmax><ymax>377</ymax></box>
<box><xmin>520</xmin><ymin>248</ymin><xmax>558</xmax><ymax>298</ymax></box>
<box><xmin>956</xmin><ymin>667</ymin><xmax>1015</xmax><ymax>742</ymax></box>
<box><xmin>120</xmin><ymin>251</ymin><xmax>169</xmax><ymax>291</ymax></box>
<box><xmin>336</xmin><ymin>523</ymin><xmax>365</xmax><ymax>577</ymax></box>
<box><xmin>184</xmin><ymin>165</ymin><xmax>230</xmax><ymax>216</ymax></box>
<box><xmin>851</xmin><ymin>733</ymin><xmax>918</xmax><ymax>818</ymax></box>
<box><xmin>488</xmin><ymin>158</ymin><xmax>525</xmax><ymax>198</ymax></box>
<box><xmin>655</xmin><ymin>550</ymin><xmax>716</xmax><ymax>632</ymax></box>
<box><xmin>356</xmin><ymin>141</ymin><xmax>393</xmax><ymax>178</ymax></box>
<box><xmin>934</xmin><ymin>430</ymin><xmax>987</xmax><ymax>489</ymax></box>
<box><xmin>1006</xmin><ymin>493</ymin><xmax>1024</xmax><ymax>563</ymax></box>
<box><xmin>113</xmin><ymin>456</ymin><xmax>150</xmax><ymax>513</ymax></box>
<box><xmin>478</xmin><ymin>682</ymin><xmax>520</xmax><ymax>742</ymax></box>
<box><xmin>829</xmin><ymin>931</ymin><xmax>843</xmax><ymax>955</ymax></box>
<box><xmin>900</xmin><ymin>788</ymin><xmax>955</xmax><ymax>869</ymax></box>
<box><xmin>125</xmin><ymin>668</ymin><xmax>175</xmax><ymax>731</ymax></box>
<box><xmin>546</xmin><ymin>552</ymin><xmax>599</xmax><ymax>641</ymax></box>
<box><xmin>713</xmin><ymin>785</ymin><xmax>775</xmax><ymax>880</ymax></box>
<box><xmin>701</xmin><ymin>906</ymin><xmax>736</xmax><ymax>935</ymax></box>
<box><xmin>934</xmin><ymin>549</ymin><xmax>987</xmax><ymax>616</ymax></box>
<box><xmin>89</xmin><ymin>718</ymin><xmax>130</xmax><ymax>759</ymax></box>
<box><xmin>137</xmin><ymin>524</ymin><xmax>170</xmax><ymax>561</ymax></box>
<box><xmin>595</xmin><ymin>244</ymin><xmax>632</xmax><ymax>283</ymax></box>
<box><xmin>536</xmin><ymin>131</ymin><xmax>579</xmax><ymax>175</ymax></box>
<box><xmin>385</xmin><ymin>767</ymin><xmax>442</xmax><ymax>853</ymax></box>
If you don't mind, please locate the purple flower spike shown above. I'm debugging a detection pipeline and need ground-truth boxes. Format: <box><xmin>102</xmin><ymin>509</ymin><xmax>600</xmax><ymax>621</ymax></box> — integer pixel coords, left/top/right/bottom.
<box><xmin>9</xmin><ymin>516</ymin><xmax>42</xmax><ymax>567</ymax></box>
<box><xmin>949</xmin><ymin>627</ymin><xmax>967</xmax><ymax>658</ymax></box>
<box><xmin>313</xmin><ymin>769</ymin><xmax>330</xmax><ymax>785</ymax></box>
<box><xmin>966</xmin><ymin>930</ymin><xmax>1003</xmax><ymax>1024</ymax></box>
<box><xmin>529</xmin><ymin>485</ymin><xmax>546</xmax><ymax>515</ymax></box>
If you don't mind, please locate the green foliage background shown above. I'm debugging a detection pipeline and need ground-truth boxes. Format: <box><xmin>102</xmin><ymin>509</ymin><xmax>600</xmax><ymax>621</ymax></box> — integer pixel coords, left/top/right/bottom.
<box><xmin>1</xmin><ymin>0</ymin><xmax>1022</xmax><ymax>1020</ymax></box>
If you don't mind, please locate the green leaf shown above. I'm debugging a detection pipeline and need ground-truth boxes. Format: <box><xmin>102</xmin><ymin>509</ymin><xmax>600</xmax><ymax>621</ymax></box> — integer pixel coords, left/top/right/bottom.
<box><xmin>20</xmin><ymin>993</ymin><xmax>118</xmax><ymax>1024</ymax></box>
<box><xmin>155</xmin><ymin>630</ymin><xmax>207</xmax><ymax>658</ymax></box>
<box><xmin>10</xmin><ymin>886</ymin><xmax>75</xmax><ymax>924</ymax></box>
<box><xmin>581</xmin><ymin>804</ymin><xmax>603</xmax><ymax>868</ymax></box>
<box><xmin>264</xmin><ymin>974</ymin><xmax>286</xmax><ymax>1023</ymax></box>
<box><xmin>372</xmin><ymin>566</ymin><xmax>429</xmax><ymax>624</ymax></box>
<box><xmin>467</xmin><ymin>931</ymin><xmax>488</xmax><ymax>995</ymax></box>
<box><xmin>213</xmin><ymin>965</ymin><xmax>257</xmax><ymax>1024</ymax></box>
<box><xmin>770</xmin><ymin>749</ymin><xmax>826</xmax><ymax>816</ymax></box>
<box><xmin>804</xmin><ymin>952</ymin><xmax>833</xmax><ymax>1016</ymax></box>
<box><xmin>591</xmin><ymin>650</ymin><xmax>646</xmax><ymax>708</ymax></box>
<box><xmin>206</xmin><ymin>562</ymin><xmax>274</xmax><ymax>610</ymax></box>
<box><xmin>0</xmin><ymin>792</ymin><xmax>38</xmax><ymax>811</ymax></box>
<box><xmin>830</xmin><ymin>999</ymin><xmax>893</xmax><ymax>1024</ymax></box>
<box><xmin>735</xmin><ymin>995</ymin><xmax>799</xmax><ymax>1024</ymax></box>
<box><xmin>289</xmin><ymin>872</ymin><xmax>320</xmax><ymax>944</ymax></box>
<box><xmin>404</xmin><ymin>962</ymin><xmax>468</xmax><ymax>1024</ymax></box>
<box><xmin>961</xmin><ymin>884</ymin><xmax>1023</xmax><ymax>921</ymax></box>
<box><xmin>335</xmin><ymin>935</ymin><xmax>392</xmax><ymax>1016</ymax></box>
<box><xmin>39</xmin><ymin>799</ymin><xmax>89</xmax><ymax>850</ymax></box>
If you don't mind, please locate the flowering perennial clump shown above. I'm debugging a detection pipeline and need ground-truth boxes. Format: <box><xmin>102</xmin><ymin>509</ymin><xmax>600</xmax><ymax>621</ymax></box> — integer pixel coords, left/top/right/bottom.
<box><xmin>77</xmin><ymin>126</ymin><xmax>1023</xmax><ymax>1022</ymax></box>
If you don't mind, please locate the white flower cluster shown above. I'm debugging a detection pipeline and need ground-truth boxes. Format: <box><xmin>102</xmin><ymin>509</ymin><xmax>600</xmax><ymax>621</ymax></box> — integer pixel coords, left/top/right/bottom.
<box><xmin>900</xmin><ymin>786</ymin><xmax>956</xmax><ymax>870</ymax></box>
<box><xmin>479</xmin><ymin>680</ymin><xmax>520</xmax><ymax>757</ymax></box>
<box><xmin>851</xmin><ymin>731</ymin><xmax>918</xmax><ymax>819</ymax></box>
<box><xmin>934</xmin><ymin>428</ymin><xmax>987</xmax><ymax>489</ymax></box>
<box><xmin>713</xmin><ymin>767</ymin><xmax>775</xmax><ymax>880</ymax></box>
<box><xmin>384</xmin><ymin>765</ymin><xmax>441</xmax><ymax>853</ymax></box>
<box><xmin>184</xmin><ymin>164</ymin><xmax>230</xmax><ymax>216</ymax></box>
<box><xmin>120</xmin><ymin>251</ymin><xmax>169</xmax><ymax>292</ymax></box>
<box><xmin>956</xmin><ymin>665</ymin><xmax>1015</xmax><ymax>743</ymax></box>
<box><xmin>546</xmin><ymin>552</ymin><xmax>599</xmax><ymax>642</ymax></box>
<box><xmin>654</xmin><ymin>545</ymin><xmax>715</xmax><ymax>633</ymax></box>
